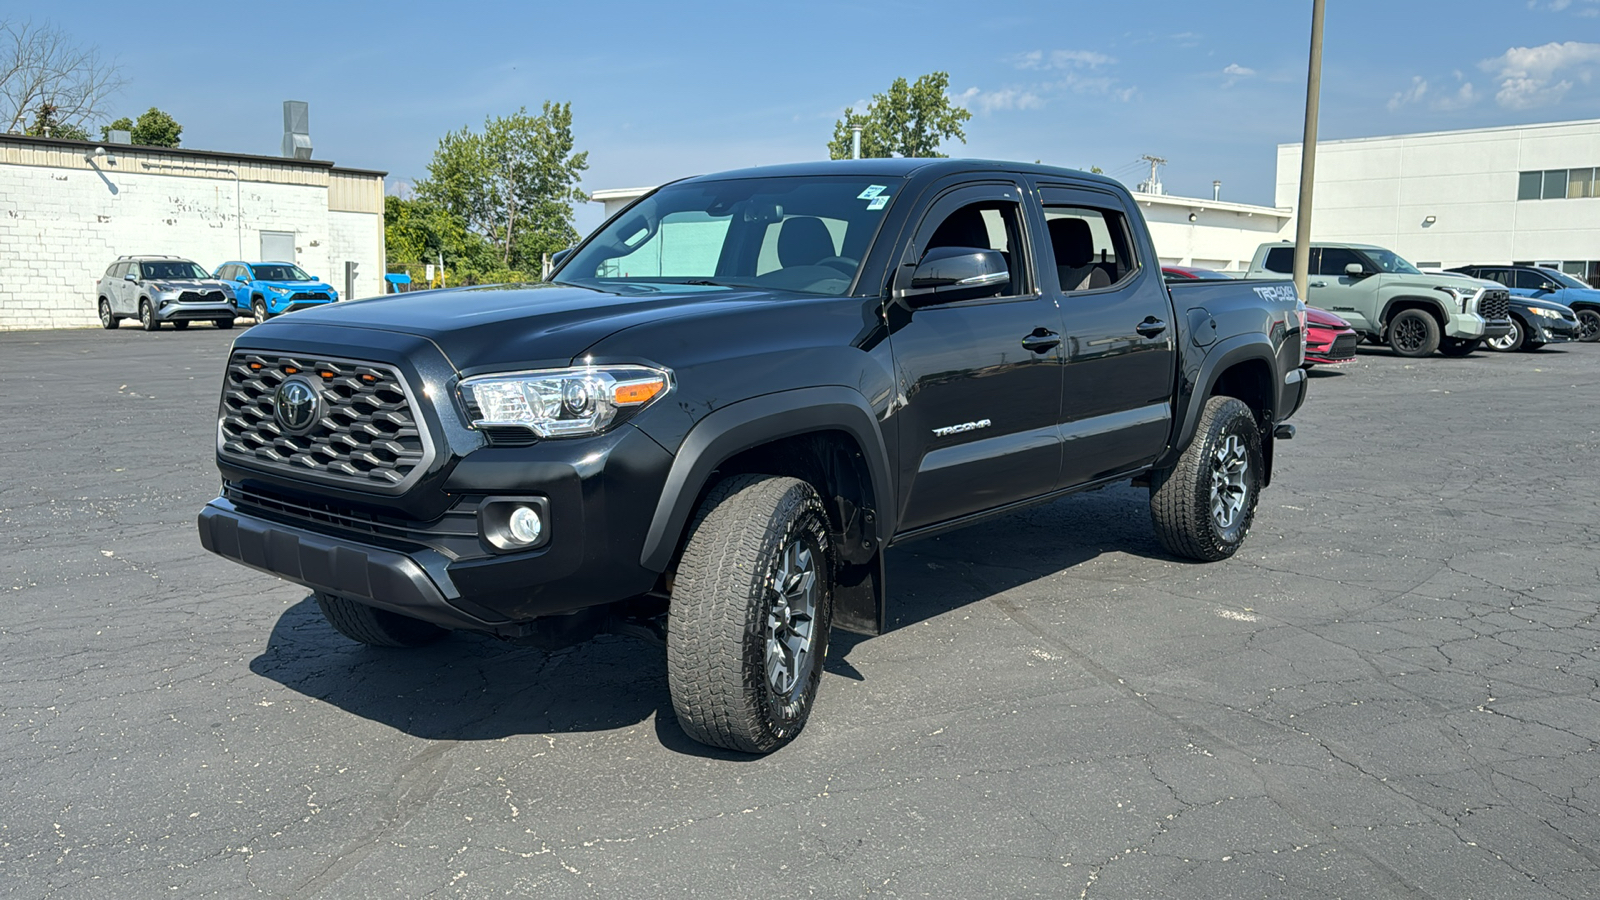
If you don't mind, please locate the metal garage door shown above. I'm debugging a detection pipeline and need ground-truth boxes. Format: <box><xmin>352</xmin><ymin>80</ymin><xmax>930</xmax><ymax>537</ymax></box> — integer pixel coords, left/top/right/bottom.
<box><xmin>260</xmin><ymin>231</ymin><xmax>296</xmax><ymax>262</ymax></box>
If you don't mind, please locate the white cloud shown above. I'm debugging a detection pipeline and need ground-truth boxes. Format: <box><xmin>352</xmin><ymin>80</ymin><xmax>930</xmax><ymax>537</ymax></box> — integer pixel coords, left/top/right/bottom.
<box><xmin>1480</xmin><ymin>41</ymin><xmax>1600</xmax><ymax>108</ymax></box>
<box><xmin>1223</xmin><ymin>63</ymin><xmax>1256</xmax><ymax>77</ymax></box>
<box><xmin>1010</xmin><ymin>49</ymin><xmax>1114</xmax><ymax>70</ymax></box>
<box><xmin>956</xmin><ymin>86</ymin><xmax>1045</xmax><ymax>114</ymax></box>
<box><xmin>1387</xmin><ymin>76</ymin><xmax>1429</xmax><ymax>111</ymax></box>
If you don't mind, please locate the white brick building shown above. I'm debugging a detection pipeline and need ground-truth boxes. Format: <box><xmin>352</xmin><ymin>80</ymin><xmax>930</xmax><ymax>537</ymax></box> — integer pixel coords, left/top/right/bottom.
<box><xmin>0</xmin><ymin>133</ymin><xmax>385</xmax><ymax>331</ymax></box>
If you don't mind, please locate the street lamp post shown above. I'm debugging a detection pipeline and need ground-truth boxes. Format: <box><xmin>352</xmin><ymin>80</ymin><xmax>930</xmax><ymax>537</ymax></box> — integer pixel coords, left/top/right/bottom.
<box><xmin>1293</xmin><ymin>0</ymin><xmax>1327</xmax><ymax>305</ymax></box>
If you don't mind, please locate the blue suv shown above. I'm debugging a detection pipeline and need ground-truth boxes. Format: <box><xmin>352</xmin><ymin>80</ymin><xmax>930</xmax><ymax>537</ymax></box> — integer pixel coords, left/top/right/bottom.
<box><xmin>1448</xmin><ymin>265</ymin><xmax>1600</xmax><ymax>344</ymax></box>
<box><xmin>213</xmin><ymin>261</ymin><xmax>339</xmax><ymax>324</ymax></box>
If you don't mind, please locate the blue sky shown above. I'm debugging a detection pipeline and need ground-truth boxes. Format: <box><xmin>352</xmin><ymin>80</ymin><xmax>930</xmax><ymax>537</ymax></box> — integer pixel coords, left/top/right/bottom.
<box><xmin>14</xmin><ymin>0</ymin><xmax>1600</xmax><ymax>233</ymax></box>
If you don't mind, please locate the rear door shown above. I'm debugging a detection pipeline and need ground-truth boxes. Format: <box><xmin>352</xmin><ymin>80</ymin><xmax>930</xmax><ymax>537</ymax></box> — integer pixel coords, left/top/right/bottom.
<box><xmin>1036</xmin><ymin>185</ymin><xmax>1176</xmax><ymax>487</ymax></box>
<box><xmin>889</xmin><ymin>179</ymin><xmax>1065</xmax><ymax>532</ymax></box>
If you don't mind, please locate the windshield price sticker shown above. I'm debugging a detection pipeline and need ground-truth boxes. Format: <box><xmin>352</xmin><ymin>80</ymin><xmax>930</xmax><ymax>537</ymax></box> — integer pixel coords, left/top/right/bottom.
<box><xmin>857</xmin><ymin>185</ymin><xmax>887</xmax><ymax>200</ymax></box>
<box><xmin>866</xmin><ymin>195</ymin><xmax>890</xmax><ymax>210</ymax></box>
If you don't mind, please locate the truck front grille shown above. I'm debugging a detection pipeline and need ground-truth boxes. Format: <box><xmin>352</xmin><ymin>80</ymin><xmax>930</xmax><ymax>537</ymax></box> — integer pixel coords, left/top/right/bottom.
<box><xmin>218</xmin><ymin>352</ymin><xmax>433</xmax><ymax>491</ymax></box>
<box><xmin>1479</xmin><ymin>290</ymin><xmax>1510</xmax><ymax>321</ymax></box>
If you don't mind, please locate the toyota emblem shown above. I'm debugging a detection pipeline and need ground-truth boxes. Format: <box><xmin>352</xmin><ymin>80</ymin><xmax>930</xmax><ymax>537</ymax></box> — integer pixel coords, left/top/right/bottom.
<box><xmin>274</xmin><ymin>377</ymin><xmax>320</xmax><ymax>435</ymax></box>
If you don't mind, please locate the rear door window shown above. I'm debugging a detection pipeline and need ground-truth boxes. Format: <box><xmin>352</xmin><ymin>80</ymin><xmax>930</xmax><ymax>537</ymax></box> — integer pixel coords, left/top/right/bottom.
<box><xmin>1041</xmin><ymin>205</ymin><xmax>1137</xmax><ymax>292</ymax></box>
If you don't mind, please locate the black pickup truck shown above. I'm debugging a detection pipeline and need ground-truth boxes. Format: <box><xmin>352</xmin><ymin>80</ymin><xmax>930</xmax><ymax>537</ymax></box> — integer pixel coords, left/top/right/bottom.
<box><xmin>198</xmin><ymin>159</ymin><xmax>1307</xmax><ymax>752</ymax></box>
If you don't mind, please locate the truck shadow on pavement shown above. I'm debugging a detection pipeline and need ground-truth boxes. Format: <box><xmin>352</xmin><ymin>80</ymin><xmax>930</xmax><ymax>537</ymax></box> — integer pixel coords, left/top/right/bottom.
<box><xmin>249</xmin><ymin>482</ymin><xmax>1168</xmax><ymax>757</ymax></box>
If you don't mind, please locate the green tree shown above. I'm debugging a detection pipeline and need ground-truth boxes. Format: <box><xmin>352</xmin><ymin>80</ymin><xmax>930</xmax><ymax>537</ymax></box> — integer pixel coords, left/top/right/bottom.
<box><xmin>24</xmin><ymin>102</ymin><xmax>89</xmax><ymax>140</ymax></box>
<box><xmin>384</xmin><ymin>194</ymin><xmax>481</xmax><ymax>284</ymax></box>
<box><xmin>100</xmin><ymin>116</ymin><xmax>133</xmax><ymax>140</ymax></box>
<box><xmin>415</xmin><ymin>102</ymin><xmax>589</xmax><ymax>275</ymax></box>
<box><xmin>827</xmin><ymin>72</ymin><xmax>972</xmax><ymax>160</ymax></box>
<box><xmin>129</xmin><ymin>107</ymin><xmax>181</xmax><ymax>147</ymax></box>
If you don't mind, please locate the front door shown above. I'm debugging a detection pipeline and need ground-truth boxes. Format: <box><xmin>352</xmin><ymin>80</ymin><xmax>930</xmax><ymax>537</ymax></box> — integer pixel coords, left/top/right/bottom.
<box><xmin>1314</xmin><ymin>246</ymin><xmax>1380</xmax><ymax>333</ymax></box>
<box><xmin>888</xmin><ymin>181</ymin><xmax>1065</xmax><ymax>533</ymax></box>
<box><xmin>1036</xmin><ymin>186</ymin><xmax>1176</xmax><ymax>487</ymax></box>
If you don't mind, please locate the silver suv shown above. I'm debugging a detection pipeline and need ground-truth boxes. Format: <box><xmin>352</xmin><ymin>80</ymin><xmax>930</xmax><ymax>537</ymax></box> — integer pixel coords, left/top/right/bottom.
<box><xmin>96</xmin><ymin>256</ymin><xmax>238</xmax><ymax>331</ymax></box>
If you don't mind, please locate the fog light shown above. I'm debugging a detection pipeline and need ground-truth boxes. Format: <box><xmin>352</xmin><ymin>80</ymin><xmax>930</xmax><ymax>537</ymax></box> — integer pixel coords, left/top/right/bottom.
<box><xmin>508</xmin><ymin>505</ymin><xmax>543</xmax><ymax>544</ymax></box>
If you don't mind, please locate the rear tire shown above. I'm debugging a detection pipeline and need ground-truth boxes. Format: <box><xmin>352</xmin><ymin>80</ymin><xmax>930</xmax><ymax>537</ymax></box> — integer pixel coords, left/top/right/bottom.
<box><xmin>314</xmin><ymin>592</ymin><xmax>447</xmax><ymax>647</ymax></box>
<box><xmin>1438</xmin><ymin>337</ymin><xmax>1480</xmax><ymax>357</ymax></box>
<box><xmin>139</xmin><ymin>300</ymin><xmax>159</xmax><ymax>331</ymax></box>
<box><xmin>1486</xmin><ymin>317</ymin><xmax>1525</xmax><ymax>352</ymax></box>
<box><xmin>98</xmin><ymin>298</ymin><xmax>118</xmax><ymax>329</ymax></box>
<box><xmin>1149</xmin><ymin>396</ymin><xmax>1263</xmax><ymax>561</ymax></box>
<box><xmin>667</xmin><ymin>475</ymin><xmax>834</xmax><ymax>753</ymax></box>
<box><xmin>1386</xmin><ymin>309</ymin><xmax>1439</xmax><ymax>357</ymax></box>
<box><xmin>1577</xmin><ymin>308</ymin><xmax>1600</xmax><ymax>343</ymax></box>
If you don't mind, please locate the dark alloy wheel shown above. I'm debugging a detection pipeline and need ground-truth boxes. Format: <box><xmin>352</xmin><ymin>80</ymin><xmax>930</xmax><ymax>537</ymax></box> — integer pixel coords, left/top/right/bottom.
<box><xmin>1575</xmin><ymin>308</ymin><xmax>1600</xmax><ymax>343</ymax></box>
<box><xmin>252</xmin><ymin>297</ymin><xmax>270</xmax><ymax>325</ymax></box>
<box><xmin>1149</xmin><ymin>395</ymin><xmax>1264</xmax><ymax>561</ymax></box>
<box><xmin>314</xmin><ymin>592</ymin><xmax>447</xmax><ymax>647</ymax></box>
<box><xmin>1386</xmin><ymin>309</ymin><xmax>1440</xmax><ymax>357</ymax></box>
<box><xmin>1485</xmin><ymin>317</ymin><xmax>1524</xmax><ymax>352</ymax></box>
<box><xmin>1438</xmin><ymin>337</ymin><xmax>1480</xmax><ymax>357</ymax></box>
<box><xmin>98</xmin><ymin>298</ymin><xmax>118</xmax><ymax>330</ymax></box>
<box><xmin>139</xmin><ymin>300</ymin><xmax>159</xmax><ymax>332</ymax></box>
<box><xmin>667</xmin><ymin>474</ymin><xmax>834</xmax><ymax>753</ymax></box>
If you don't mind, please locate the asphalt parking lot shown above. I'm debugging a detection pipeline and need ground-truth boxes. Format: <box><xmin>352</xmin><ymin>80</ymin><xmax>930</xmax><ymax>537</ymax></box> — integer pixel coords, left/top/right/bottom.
<box><xmin>3</xmin><ymin>324</ymin><xmax>1598</xmax><ymax>899</ymax></box>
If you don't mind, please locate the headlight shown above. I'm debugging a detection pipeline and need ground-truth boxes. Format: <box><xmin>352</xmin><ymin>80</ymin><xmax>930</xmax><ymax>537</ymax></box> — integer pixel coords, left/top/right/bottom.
<box><xmin>1434</xmin><ymin>285</ymin><xmax>1479</xmax><ymax>312</ymax></box>
<box><xmin>460</xmin><ymin>365</ymin><xmax>671</xmax><ymax>437</ymax></box>
<box><xmin>267</xmin><ymin>285</ymin><xmax>287</xmax><ymax>295</ymax></box>
<box><xmin>1526</xmin><ymin>306</ymin><xmax>1564</xmax><ymax>319</ymax></box>
<box><xmin>328</xmin><ymin>289</ymin><xmax>339</xmax><ymax>301</ymax></box>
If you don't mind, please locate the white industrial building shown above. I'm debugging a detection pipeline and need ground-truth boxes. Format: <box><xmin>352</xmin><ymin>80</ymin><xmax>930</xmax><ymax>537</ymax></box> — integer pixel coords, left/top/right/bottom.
<box><xmin>1276</xmin><ymin>118</ymin><xmax>1600</xmax><ymax>285</ymax></box>
<box><xmin>0</xmin><ymin>132</ymin><xmax>385</xmax><ymax>331</ymax></box>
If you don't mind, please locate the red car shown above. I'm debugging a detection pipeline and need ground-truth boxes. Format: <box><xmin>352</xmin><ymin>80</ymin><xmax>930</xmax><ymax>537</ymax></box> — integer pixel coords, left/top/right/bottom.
<box><xmin>1304</xmin><ymin>306</ymin><xmax>1358</xmax><ymax>367</ymax></box>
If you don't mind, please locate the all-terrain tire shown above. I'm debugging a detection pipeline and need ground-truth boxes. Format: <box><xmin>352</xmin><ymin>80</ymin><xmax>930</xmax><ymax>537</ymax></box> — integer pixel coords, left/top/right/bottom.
<box><xmin>139</xmin><ymin>299</ymin><xmax>159</xmax><ymax>331</ymax></box>
<box><xmin>1149</xmin><ymin>396</ymin><xmax>1264</xmax><ymax>561</ymax></box>
<box><xmin>1438</xmin><ymin>337</ymin><xmax>1480</xmax><ymax>357</ymax></box>
<box><xmin>1576</xmin><ymin>308</ymin><xmax>1600</xmax><ymax>343</ymax></box>
<box><xmin>1386</xmin><ymin>309</ymin><xmax>1439</xmax><ymax>357</ymax></box>
<box><xmin>667</xmin><ymin>475</ymin><xmax>834</xmax><ymax>753</ymax></box>
<box><xmin>314</xmin><ymin>592</ymin><xmax>447</xmax><ymax>647</ymax></box>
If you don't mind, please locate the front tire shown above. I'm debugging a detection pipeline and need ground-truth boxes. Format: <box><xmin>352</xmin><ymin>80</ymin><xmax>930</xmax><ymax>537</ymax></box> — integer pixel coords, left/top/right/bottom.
<box><xmin>139</xmin><ymin>300</ymin><xmax>159</xmax><ymax>331</ymax></box>
<box><xmin>215</xmin><ymin>317</ymin><xmax>235</xmax><ymax>330</ymax></box>
<box><xmin>667</xmin><ymin>475</ymin><xmax>834</xmax><ymax>753</ymax></box>
<box><xmin>171</xmin><ymin>319</ymin><xmax>189</xmax><ymax>331</ymax></box>
<box><xmin>1438</xmin><ymin>337</ymin><xmax>1480</xmax><ymax>357</ymax></box>
<box><xmin>98</xmin><ymin>298</ymin><xmax>118</xmax><ymax>329</ymax></box>
<box><xmin>252</xmin><ymin>298</ymin><xmax>270</xmax><ymax>325</ymax></box>
<box><xmin>1576</xmin><ymin>308</ymin><xmax>1600</xmax><ymax>343</ymax></box>
<box><xmin>1149</xmin><ymin>396</ymin><xmax>1264</xmax><ymax>561</ymax></box>
<box><xmin>1486</xmin><ymin>317</ymin><xmax>1524</xmax><ymax>352</ymax></box>
<box><xmin>1386</xmin><ymin>309</ymin><xmax>1439</xmax><ymax>357</ymax></box>
<box><xmin>314</xmin><ymin>592</ymin><xmax>447</xmax><ymax>647</ymax></box>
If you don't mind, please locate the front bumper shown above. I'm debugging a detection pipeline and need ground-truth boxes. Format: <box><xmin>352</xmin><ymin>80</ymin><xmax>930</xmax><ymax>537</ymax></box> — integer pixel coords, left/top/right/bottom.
<box><xmin>1481</xmin><ymin>317</ymin><xmax>1512</xmax><ymax>340</ymax></box>
<box><xmin>1527</xmin><ymin>315</ymin><xmax>1579</xmax><ymax>344</ymax></box>
<box><xmin>201</xmin><ymin>422</ymin><xmax>675</xmax><ymax>633</ymax></box>
<box><xmin>266</xmin><ymin>297</ymin><xmax>336</xmax><ymax>315</ymax></box>
<box><xmin>1444</xmin><ymin>312</ymin><xmax>1488</xmax><ymax>339</ymax></box>
<box><xmin>154</xmin><ymin>299</ymin><xmax>236</xmax><ymax>321</ymax></box>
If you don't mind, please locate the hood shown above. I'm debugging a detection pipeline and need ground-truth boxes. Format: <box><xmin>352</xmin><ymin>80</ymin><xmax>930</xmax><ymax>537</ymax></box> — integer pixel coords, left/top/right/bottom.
<box><xmin>1305</xmin><ymin>306</ymin><xmax>1351</xmax><ymax>329</ymax></box>
<box><xmin>250</xmin><ymin>281</ymin><xmax>795</xmax><ymax>373</ymax></box>
<box><xmin>1514</xmin><ymin>294</ymin><xmax>1576</xmax><ymax>314</ymax></box>
<box><xmin>149</xmin><ymin>279</ymin><xmax>228</xmax><ymax>291</ymax></box>
<box><xmin>258</xmin><ymin>280</ymin><xmax>334</xmax><ymax>293</ymax></box>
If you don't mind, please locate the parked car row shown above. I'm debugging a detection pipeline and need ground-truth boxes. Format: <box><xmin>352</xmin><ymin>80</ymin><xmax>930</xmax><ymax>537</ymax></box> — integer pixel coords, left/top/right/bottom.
<box><xmin>94</xmin><ymin>255</ymin><xmax>340</xmax><ymax>331</ymax></box>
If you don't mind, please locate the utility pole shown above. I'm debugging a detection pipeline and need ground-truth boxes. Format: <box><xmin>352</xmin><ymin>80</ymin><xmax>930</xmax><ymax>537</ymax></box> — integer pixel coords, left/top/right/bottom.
<box><xmin>1293</xmin><ymin>0</ymin><xmax>1327</xmax><ymax>304</ymax></box>
<box><xmin>1138</xmin><ymin>155</ymin><xmax>1167</xmax><ymax>195</ymax></box>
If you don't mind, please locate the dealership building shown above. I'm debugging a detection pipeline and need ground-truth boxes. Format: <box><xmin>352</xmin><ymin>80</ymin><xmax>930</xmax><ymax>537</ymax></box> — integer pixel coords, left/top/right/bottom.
<box><xmin>0</xmin><ymin>132</ymin><xmax>385</xmax><ymax>331</ymax></box>
<box><xmin>1276</xmin><ymin>118</ymin><xmax>1600</xmax><ymax>285</ymax></box>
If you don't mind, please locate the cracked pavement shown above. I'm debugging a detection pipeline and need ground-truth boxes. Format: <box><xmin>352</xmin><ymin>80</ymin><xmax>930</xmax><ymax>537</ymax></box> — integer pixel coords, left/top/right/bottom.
<box><xmin>2</xmin><ymin>327</ymin><xmax>1597</xmax><ymax>898</ymax></box>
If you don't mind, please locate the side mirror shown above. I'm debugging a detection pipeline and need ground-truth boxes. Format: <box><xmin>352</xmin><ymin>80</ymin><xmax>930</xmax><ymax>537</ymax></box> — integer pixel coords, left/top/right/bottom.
<box><xmin>235</xmin><ymin>274</ymin><xmax>249</xmax><ymax>283</ymax></box>
<box><xmin>1539</xmin><ymin>283</ymin><xmax>1558</xmax><ymax>292</ymax></box>
<box><xmin>124</xmin><ymin>272</ymin><xmax>137</xmax><ymax>282</ymax></box>
<box><xmin>550</xmin><ymin>247</ymin><xmax>574</xmax><ymax>268</ymax></box>
<box><xmin>901</xmin><ymin>247</ymin><xmax>1009</xmax><ymax>305</ymax></box>
<box><xmin>1344</xmin><ymin>263</ymin><xmax>1369</xmax><ymax>277</ymax></box>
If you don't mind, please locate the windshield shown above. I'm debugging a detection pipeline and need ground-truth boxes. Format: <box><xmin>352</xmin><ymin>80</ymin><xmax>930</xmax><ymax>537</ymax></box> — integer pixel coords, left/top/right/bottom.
<box><xmin>1542</xmin><ymin>269</ymin><xmax>1591</xmax><ymax>290</ymax></box>
<box><xmin>554</xmin><ymin>175</ymin><xmax>903</xmax><ymax>295</ymax></box>
<box><xmin>252</xmin><ymin>264</ymin><xmax>313</xmax><ymax>282</ymax></box>
<box><xmin>1363</xmin><ymin>248</ymin><xmax>1421</xmax><ymax>275</ymax></box>
<box><xmin>141</xmin><ymin>261</ymin><xmax>210</xmax><ymax>280</ymax></box>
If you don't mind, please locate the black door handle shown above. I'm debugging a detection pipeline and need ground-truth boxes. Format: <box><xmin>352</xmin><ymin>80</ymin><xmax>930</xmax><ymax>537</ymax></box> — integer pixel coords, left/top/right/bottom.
<box><xmin>1021</xmin><ymin>329</ymin><xmax>1060</xmax><ymax>353</ymax></box>
<box><xmin>1135</xmin><ymin>317</ymin><xmax>1167</xmax><ymax>338</ymax></box>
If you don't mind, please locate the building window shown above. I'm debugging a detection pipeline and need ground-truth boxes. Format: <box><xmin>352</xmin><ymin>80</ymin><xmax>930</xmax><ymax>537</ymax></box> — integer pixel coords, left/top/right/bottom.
<box><xmin>1570</xmin><ymin>168</ymin><xmax>1594</xmax><ymax>199</ymax></box>
<box><xmin>1542</xmin><ymin>169</ymin><xmax>1567</xmax><ymax>199</ymax></box>
<box><xmin>1518</xmin><ymin>171</ymin><xmax>1542</xmax><ymax>200</ymax></box>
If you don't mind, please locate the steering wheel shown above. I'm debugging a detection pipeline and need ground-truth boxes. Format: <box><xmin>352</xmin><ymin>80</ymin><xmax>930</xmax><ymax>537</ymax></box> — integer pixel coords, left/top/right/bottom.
<box><xmin>817</xmin><ymin>256</ymin><xmax>859</xmax><ymax>275</ymax></box>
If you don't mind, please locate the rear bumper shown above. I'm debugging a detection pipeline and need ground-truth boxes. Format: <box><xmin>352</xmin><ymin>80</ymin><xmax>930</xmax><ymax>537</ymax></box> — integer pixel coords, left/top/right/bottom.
<box><xmin>1278</xmin><ymin>366</ymin><xmax>1307</xmax><ymax>422</ymax></box>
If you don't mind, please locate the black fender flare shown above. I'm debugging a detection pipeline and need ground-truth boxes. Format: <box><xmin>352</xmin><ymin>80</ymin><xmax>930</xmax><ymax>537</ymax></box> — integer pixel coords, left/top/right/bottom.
<box><xmin>639</xmin><ymin>386</ymin><xmax>894</xmax><ymax>573</ymax></box>
<box><xmin>1380</xmin><ymin>295</ymin><xmax>1450</xmax><ymax>330</ymax></box>
<box><xmin>1164</xmin><ymin>333</ymin><xmax>1284</xmax><ymax>471</ymax></box>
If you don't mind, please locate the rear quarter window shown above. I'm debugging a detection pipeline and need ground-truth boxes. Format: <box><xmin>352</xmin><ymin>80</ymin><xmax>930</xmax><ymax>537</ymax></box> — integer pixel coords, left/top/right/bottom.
<box><xmin>1263</xmin><ymin>247</ymin><xmax>1294</xmax><ymax>273</ymax></box>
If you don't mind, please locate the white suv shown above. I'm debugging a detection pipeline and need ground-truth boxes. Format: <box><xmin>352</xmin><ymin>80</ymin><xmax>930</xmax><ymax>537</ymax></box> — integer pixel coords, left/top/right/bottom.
<box><xmin>97</xmin><ymin>256</ymin><xmax>237</xmax><ymax>331</ymax></box>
